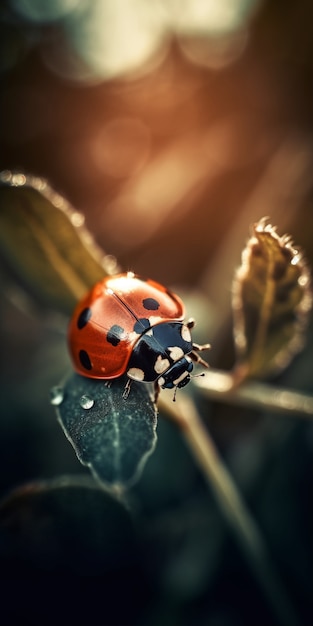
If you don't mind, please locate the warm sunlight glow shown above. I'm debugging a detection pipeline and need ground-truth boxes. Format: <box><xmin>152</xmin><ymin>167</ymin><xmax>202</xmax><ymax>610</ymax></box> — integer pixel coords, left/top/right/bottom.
<box><xmin>44</xmin><ymin>0</ymin><xmax>168</xmax><ymax>82</ymax></box>
<box><xmin>168</xmin><ymin>0</ymin><xmax>255</xmax><ymax>35</ymax></box>
<box><xmin>89</xmin><ymin>118</ymin><xmax>151</xmax><ymax>179</ymax></box>
<box><xmin>10</xmin><ymin>0</ymin><xmax>261</xmax><ymax>81</ymax></box>
<box><xmin>102</xmin><ymin>128</ymin><xmax>228</xmax><ymax>249</ymax></box>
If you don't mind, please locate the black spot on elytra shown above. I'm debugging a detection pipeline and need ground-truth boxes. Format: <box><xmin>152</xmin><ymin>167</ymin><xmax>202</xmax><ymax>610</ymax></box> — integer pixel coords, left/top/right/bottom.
<box><xmin>107</xmin><ymin>324</ymin><xmax>125</xmax><ymax>346</ymax></box>
<box><xmin>77</xmin><ymin>307</ymin><xmax>92</xmax><ymax>329</ymax></box>
<box><xmin>142</xmin><ymin>297</ymin><xmax>160</xmax><ymax>311</ymax></box>
<box><xmin>79</xmin><ymin>349</ymin><xmax>92</xmax><ymax>370</ymax></box>
<box><xmin>133</xmin><ymin>318</ymin><xmax>150</xmax><ymax>333</ymax></box>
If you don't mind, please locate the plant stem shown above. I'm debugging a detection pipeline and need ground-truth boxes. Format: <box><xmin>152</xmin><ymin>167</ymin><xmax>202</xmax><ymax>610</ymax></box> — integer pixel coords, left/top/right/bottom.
<box><xmin>193</xmin><ymin>367</ymin><xmax>313</xmax><ymax>417</ymax></box>
<box><xmin>160</xmin><ymin>393</ymin><xmax>300</xmax><ymax>626</ymax></box>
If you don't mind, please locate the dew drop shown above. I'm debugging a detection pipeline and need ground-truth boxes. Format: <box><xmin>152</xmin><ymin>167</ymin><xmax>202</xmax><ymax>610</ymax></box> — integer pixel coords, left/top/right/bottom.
<box><xmin>51</xmin><ymin>193</ymin><xmax>65</xmax><ymax>208</ymax></box>
<box><xmin>80</xmin><ymin>395</ymin><xmax>94</xmax><ymax>410</ymax></box>
<box><xmin>50</xmin><ymin>386</ymin><xmax>64</xmax><ymax>406</ymax></box>
<box><xmin>0</xmin><ymin>170</ymin><xmax>11</xmax><ymax>183</ymax></box>
<box><xmin>298</xmin><ymin>274</ymin><xmax>308</xmax><ymax>287</ymax></box>
<box><xmin>291</xmin><ymin>253</ymin><xmax>301</xmax><ymax>266</ymax></box>
<box><xmin>12</xmin><ymin>173</ymin><xmax>26</xmax><ymax>186</ymax></box>
<box><xmin>103</xmin><ymin>254</ymin><xmax>119</xmax><ymax>274</ymax></box>
<box><xmin>71</xmin><ymin>211</ymin><xmax>85</xmax><ymax>228</ymax></box>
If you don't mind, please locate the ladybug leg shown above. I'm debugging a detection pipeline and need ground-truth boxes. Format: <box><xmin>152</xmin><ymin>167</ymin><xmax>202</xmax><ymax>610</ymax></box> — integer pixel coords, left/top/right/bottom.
<box><xmin>186</xmin><ymin>318</ymin><xmax>195</xmax><ymax>329</ymax></box>
<box><xmin>190</xmin><ymin>351</ymin><xmax>209</xmax><ymax>368</ymax></box>
<box><xmin>190</xmin><ymin>343</ymin><xmax>211</xmax><ymax>368</ymax></box>
<box><xmin>123</xmin><ymin>378</ymin><xmax>132</xmax><ymax>399</ymax></box>
<box><xmin>187</xmin><ymin>318</ymin><xmax>211</xmax><ymax>365</ymax></box>
<box><xmin>192</xmin><ymin>342</ymin><xmax>211</xmax><ymax>353</ymax></box>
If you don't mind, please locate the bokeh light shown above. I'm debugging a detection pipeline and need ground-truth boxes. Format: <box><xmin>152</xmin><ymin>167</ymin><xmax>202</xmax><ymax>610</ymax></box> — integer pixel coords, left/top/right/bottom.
<box><xmin>10</xmin><ymin>0</ymin><xmax>83</xmax><ymax>23</ymax></box>
<box><xmin>169</xmin><ymin>0</ymin><xmax>259</xmax><ymax>35</ymax></box>
<box><xmin>8</xmin><ymin>0</ymin><xmax>260</xmax><ymax>81</ymax></box>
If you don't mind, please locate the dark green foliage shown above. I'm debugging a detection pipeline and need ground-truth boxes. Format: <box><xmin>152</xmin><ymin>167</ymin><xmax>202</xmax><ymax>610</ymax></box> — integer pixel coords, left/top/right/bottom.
<box><xmin>0</xmin><ymin>166</ymin><xmax>313</xmax><ymax>625</ymax></box>
<box><xmin>0</xmin><ymin>478</ymin><xmax>152</xmax><ymax>625</ymax></box>
<box><xmin>56</xmin><ymin>373</ymin><xmax>157</xmax><ymax>488</ymax></box>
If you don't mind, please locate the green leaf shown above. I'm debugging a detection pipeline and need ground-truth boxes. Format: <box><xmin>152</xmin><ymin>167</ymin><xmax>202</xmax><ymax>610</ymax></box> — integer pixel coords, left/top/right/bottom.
<box><xmin>232</xmin><ymin>218</ymin><xmax>312</xmax><ymax>379</ymax></box>
<box><xmin>0</xmin><ymin>170</ymin><xmax>118</xmax><ymax>316</ymax></box>
<box><xmin>53</xmin><ymin>373</ymin><xmax>158</xmax><ymax>488</ymax></box>
<box><xmin>0</xmin><ymin>475</ymin><xmax>134</xmax><ymax>574</ymax></box>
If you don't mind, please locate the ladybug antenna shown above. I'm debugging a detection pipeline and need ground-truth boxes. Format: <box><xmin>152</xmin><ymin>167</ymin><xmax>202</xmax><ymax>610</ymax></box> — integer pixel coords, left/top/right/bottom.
<box><xmin>172</xmin><ymin>372</ymin><xmax>205</xmax><ymax>401</ymax></box>
<box><xmin>191</xmin><ymin>372</ymin><xmax>205</xmax><ymax>380</ymax></box>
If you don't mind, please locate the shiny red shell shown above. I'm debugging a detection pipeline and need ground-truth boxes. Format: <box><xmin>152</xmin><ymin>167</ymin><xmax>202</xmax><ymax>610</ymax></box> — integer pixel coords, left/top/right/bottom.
<box><xmin>68</xmin><ymin>272</ymin><xmax>185</xmax><ymax>379</ymax></box>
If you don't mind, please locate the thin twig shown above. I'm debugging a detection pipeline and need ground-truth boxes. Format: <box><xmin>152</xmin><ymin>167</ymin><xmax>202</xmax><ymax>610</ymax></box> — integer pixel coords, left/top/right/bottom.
<box><xmin>159</xmin><ymin>392</ymin><xmax>300</xmax><ymax>626</ymax></box>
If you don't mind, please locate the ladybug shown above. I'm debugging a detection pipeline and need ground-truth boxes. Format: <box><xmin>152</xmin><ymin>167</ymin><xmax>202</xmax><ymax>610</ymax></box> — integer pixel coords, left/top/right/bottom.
<box><xmin>68</xmin><ymin>272</ymin><xmax>210</xmax><ymax>400</ymax></box>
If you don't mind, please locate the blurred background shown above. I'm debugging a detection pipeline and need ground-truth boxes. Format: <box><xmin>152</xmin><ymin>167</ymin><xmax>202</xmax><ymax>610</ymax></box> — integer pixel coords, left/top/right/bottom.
<box><xmin>1</xmin><ymin>1</ymin><xmax>313</xmax><ymax>625</ymax></box>
<box><xmin>2</xmin><ymin>0</ymin><xmax>313</xmax><ymax>286</ymax></box>
<box><xmin>2</xmin><ymin>0</ymin><xmax>313</xmax><ymax>344</ymax></box>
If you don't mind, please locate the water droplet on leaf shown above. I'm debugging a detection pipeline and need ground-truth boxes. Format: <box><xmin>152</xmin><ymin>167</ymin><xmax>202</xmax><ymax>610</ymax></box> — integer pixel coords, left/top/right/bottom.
<box><xmin>50</xmin><ymin>386</ymin><xmax>64</xmax><ymax>406</ymax></box>
<box><xmin>80</xmin><ymin>395</ymin><xmax>94</xmax><ymax>410</ymax></box>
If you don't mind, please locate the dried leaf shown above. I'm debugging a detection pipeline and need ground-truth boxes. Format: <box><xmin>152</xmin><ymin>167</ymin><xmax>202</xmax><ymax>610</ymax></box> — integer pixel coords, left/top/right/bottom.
<box><xmin>53</xmin><ymin>373</ymin><xmax>158</xmax><ymax>489</ymax></box>
<box><xmin>0</xmin><ymin>170</ymin><xmax>119</xmax><ymax>316</ymax></box>
<box><xmin>232</xmin><ymin>218</ymin><xmax>312</xmax><ymax>379</ymax></box>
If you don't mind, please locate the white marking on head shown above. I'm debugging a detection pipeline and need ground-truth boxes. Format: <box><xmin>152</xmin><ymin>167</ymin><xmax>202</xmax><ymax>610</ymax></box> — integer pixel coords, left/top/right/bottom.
<box><xmin>174</xmin><ymin>370</ymin><xmax>189</xmax><ymax>385</ymax></box>
<box><xmin>128</xmin><ymin>330</ymin><xmax>141</xmax><ymax>342</ymax></box>
<box><xmin>149</xmin><ymin>315</ymin><xmax>161</xmax><ymax>326</ymax></box>
<box><xmin>168</xmin><ymin>346</ymin><xmax>184</xmax><ymax>361</ymax></box>
<box><xmin>181</xmin><ymin>325</ymin><xmax>191</xmax><ymax>342</ymax></box>
<box><xmin>154</xmin><ymin>355</ymin><xmax>170</xmax><ymax>374</ymax></box>
<box><xmin>127</xmin><ymin>367</ymin><xmax>145</xmax><ymax>381</ymax></box>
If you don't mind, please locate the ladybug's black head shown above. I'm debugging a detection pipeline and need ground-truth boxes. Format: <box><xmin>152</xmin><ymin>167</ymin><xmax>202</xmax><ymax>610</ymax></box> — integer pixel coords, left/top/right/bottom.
<box><xmin>158</xmin><ymin>356</ymin><xmax>193</xmax><ymax>390</ymax></box>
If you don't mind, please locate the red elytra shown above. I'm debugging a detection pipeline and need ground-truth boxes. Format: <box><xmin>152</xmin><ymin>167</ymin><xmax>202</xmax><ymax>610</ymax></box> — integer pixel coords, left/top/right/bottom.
<box><xmin>68</xmin><ymin>272</ymin><xmax>185</xmax><ymax>380</ymax></box>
